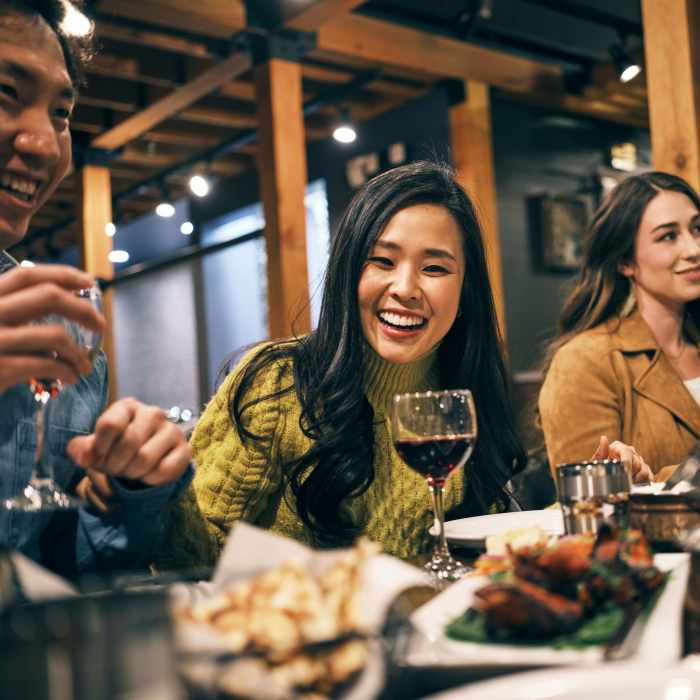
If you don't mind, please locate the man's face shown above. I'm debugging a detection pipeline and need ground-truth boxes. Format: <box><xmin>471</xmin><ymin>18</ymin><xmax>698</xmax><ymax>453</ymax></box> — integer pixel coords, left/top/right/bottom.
<box><xmin>0</xmin><ymin>12</ymin><xmax>74</xmax><ymax>249</ymax></box>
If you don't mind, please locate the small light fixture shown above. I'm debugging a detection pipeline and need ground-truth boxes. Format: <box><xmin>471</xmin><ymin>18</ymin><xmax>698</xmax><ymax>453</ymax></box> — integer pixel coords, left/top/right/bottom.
<box><xmin>188</xmin><ymin>173</ymin><xmax>211</xmax><ymax>198</ymax></box>
<box><xmin>180</xmin><ymin>221</ymin><xmax>194</xmax><ymax>235</ymax></box>
<box><xmin>610</xmin><ymin>41</ymin><xmax>641</xmax><ymax>84</ymax></box>
<box><xmin>155</xmin><ymin>183</ymin><xmax>175</xmax><ymax>218</ymax></box>
<box><xmin>59</xmin><ymin>0</ymin><xmax>93</xmax><ymax>37</ymax></box>
<box><xmin>332</xmin><ymin>108</ymin><xmax>357</xmax><ymax>144</ymax></box>
<box><xmin>104</xmin><ymin>222</ymin><xmax>116</xmax><ymax>237</ymax></box>
<box><xmin>108</xmin><ymin>250</ymin><xmax>130</xmax><ymax>264</ymax></box>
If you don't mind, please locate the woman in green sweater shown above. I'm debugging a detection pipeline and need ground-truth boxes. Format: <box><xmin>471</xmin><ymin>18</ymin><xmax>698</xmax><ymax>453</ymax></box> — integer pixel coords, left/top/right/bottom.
<box><xmin>164</xmin><ymin>161</ymin><xmax>526</xmax><ymax>566</ymax></box>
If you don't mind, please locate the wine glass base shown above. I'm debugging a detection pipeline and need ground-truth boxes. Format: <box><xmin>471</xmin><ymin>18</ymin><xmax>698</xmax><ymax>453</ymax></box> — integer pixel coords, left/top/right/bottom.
<box><xmin>3</xmin><ymin>479</ymin><xmax>83</xmax><ymax>512</ymax></box>
<box><xmin>424</xmin><ymin>551</ymin><xmax>472</xmax><ymax>587</ymax></box>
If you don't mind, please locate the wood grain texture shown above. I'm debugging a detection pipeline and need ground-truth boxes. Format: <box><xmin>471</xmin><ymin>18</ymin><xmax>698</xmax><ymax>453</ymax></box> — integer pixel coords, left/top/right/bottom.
<box><xmin>449</xmin><ymin>82</ymin><xmax>506</xmax><ymax>340</ymax></box>
<box><xmin>78</xmin><ymin>166</ymin><xmax>117</xmax><ymax>402</ymax></box>
<box><xmin>254</xmin><ymin>60</ymin><xmax>311</xmax><ymax>339</ymax></box>
<box><xmin>642</xmin><ymin>0</ymin><xmax>700</xmax><ymax>190</ymax></box>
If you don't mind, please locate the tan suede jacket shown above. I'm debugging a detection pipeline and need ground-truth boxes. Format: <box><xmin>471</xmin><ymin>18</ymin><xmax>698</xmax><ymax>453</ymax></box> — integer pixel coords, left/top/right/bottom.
<box><xmin>539</xmin><ymin>310</ymin><xmax>700</xmax><ymax>481</ymax></box>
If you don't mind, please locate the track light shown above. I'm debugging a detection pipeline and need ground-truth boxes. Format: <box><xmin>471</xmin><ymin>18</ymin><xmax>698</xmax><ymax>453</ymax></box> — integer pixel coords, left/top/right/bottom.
<box><xmin>333</xmin><ymin>108</ymin><xmax>357</xmax><ymax>144</ymax></box>
<box><xmin>188</xmin><ymin>173</ymin><xmax>211</xmax><ymax>198</ymax></box>
<box><xmin>155</xmin><ymin>183</ymin><xmax>175</xmax><ymax>218</ymax></box>
<box><xmin>610</xmin><ymin>42</ymin><xmax>641</xmax><ymax>84</ymax></box>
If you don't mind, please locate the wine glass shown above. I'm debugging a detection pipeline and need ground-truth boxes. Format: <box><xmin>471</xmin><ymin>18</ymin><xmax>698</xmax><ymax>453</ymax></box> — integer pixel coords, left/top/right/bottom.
<box><xmin>392</xmin><ymin>389</ymin><xmax>477</xmax><ymax>584</ymax></box>
<box><xmin>3</xmin><ymin>285</ymin><xmax>103</xmax><ymax>512</ymax></box>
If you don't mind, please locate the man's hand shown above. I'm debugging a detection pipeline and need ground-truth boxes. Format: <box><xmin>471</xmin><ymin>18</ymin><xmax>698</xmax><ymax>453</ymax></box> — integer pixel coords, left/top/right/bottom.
<box><xmin>67</xmin><ymin>397</ymin><xmax>192</xmax><ymax>488</ymax></box>
<box><xmin>0</xmin><ymin>265</ymin><xmax>105</xmax><ymax>393</ymax></box>
<box><xmin>592</xmin><ymin>435</ymin><xmax>654</xmax><ymax>484</ymax></box>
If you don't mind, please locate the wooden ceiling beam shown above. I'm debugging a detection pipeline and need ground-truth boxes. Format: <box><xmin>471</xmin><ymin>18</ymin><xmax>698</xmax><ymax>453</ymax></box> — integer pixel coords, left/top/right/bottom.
<box><xmin>97</xmin><ymin>20</ymin><xmax>215</xmax><ymax>59</ymax></box>
<box><xmin>314</xmin><ymin>14</ymin><xmax>563</xmax><ymax>93</ymax></box>
<box><xmin>287</xmin><ymin>0</ymin><xmax>368</xmax><ymax>31</ymax></box>
<box><xmin>90</xmin><ymin>0</ymin><xmax>367</xmax><ymax>153</ymax></box>
<box><xmin>91</xmin><ymin>51</ymin><xmax>254</xmax><ymax>150</ymax></box>
<box><xmin>99</xmin><ymin>0</ymin><xmax>246</xmax><ymax>38</ymax></box>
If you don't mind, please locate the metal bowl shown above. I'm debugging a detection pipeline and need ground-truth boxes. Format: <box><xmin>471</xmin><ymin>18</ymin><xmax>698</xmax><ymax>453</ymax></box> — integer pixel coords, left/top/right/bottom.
<box><xmin>629</xmin><ymin>492</ymin><xmax>700</xmax><ymax>548</ymax></box>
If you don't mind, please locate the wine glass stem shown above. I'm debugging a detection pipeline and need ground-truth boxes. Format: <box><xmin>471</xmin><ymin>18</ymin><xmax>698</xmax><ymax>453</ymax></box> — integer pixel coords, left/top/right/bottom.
<box><xmin>33</xmin><ymin>396</ymin><xmax>54</xmax><ymax>482</ymax></box>
<box><xmin>429</xmin><ymin>481</ymin><xmax>449</xmax><ymax>555</ymax></box>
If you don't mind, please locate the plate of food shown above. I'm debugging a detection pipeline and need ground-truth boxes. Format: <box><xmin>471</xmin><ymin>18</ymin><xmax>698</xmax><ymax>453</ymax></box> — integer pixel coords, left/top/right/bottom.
<box><xmin>407</xmin><ymin>525</ymin><xmax>689</xmax><ymax>670</ymax></box>
<box><xmin>430</xmin><ymin>509</ymin><xmax>565</xmax><ymax>548</ymax></box>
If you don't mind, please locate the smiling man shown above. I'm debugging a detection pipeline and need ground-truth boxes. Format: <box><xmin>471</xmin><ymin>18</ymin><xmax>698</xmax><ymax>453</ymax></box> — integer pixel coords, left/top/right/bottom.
<box><xmin>0</xmin><ymin>0</ymin><xmax>193</xmax><ymax>577</ymax></box>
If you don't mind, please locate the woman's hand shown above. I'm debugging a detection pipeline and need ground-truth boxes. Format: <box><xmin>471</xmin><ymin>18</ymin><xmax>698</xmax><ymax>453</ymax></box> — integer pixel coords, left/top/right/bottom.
<box><xmin>592</xmin><ymin>435</ymin><xmax>654</xmax><ymax>484</ymax></box>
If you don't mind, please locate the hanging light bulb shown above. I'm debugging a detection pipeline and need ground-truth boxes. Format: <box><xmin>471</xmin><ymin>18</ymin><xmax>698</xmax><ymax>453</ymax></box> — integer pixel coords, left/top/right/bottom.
<box><xmin>180</xmin><ymin>221</ymin><xmax>194</xmax><ymax>235</ymax></box>
<box><xmin>333</xmin><ymin>108</ymin><xmax>357</xmax><ymax>144</ymax></box>
<box><xmin>188</xmin><ymin>173</ymin><xmax>211</xmax><ymax>198</ymax></box>
<box><xmin>108</xmin><ymin>250</ymin><xmax>130</xmax><ymax>264</ymax></box>
<box><xmin>155</xmin><ymin>183</ymin><xmax>175</xmax><ymax>218</ymax></box>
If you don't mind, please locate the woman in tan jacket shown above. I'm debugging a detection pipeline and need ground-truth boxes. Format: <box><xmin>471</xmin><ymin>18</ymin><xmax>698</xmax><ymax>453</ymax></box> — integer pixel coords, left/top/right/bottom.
<box><xmin>539</xmin><ymin>172</ymin><xmax>700</xmax><ymax>482</ymax></box>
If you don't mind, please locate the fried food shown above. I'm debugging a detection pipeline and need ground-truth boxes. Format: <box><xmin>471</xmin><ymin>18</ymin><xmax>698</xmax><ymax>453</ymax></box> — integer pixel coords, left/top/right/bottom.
<box><xmin>178</xmin><ymin>538</ymin><xmax>379</xmax><ymax>699</ymax></box>
<box><xmin>468</xmin><ymin>526</ymin><xmax>665</xmax><ymax>641</ymax></box>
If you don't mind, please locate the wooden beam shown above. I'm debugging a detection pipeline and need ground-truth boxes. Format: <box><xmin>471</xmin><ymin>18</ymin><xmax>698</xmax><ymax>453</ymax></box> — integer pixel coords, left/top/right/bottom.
<box><xmin>642</xmin><ymin>0</ymin><xmax>700</xmax><ymax>191</ymax></box>
<box><xmin>255</xmin><ymin>59</ymin><xmax>311</xmax><ymax>338</ymax></box>
<box><xmin>287</xmin><ymin>0</ymin><xmax>367</xmax><ymax>31</ymax></box>
<box><xmin>449</xmin><ymin>82</ymin><xmax>506</xmax><ymax>338</ymax></box>
<box><xmin>315</xmin><ymin>13</ymin><xmax>563</xmax><ymax>93</ymax></box>
<box><xmin>99</xmin><ymin>0</ymin><xmax>246</xmax><ymax>38</ymax></box>
<box><xmin>92</xmin><ymin>51</ymin><xmax>253</xmax><ymax>150</ymax></box>
<box><xmin>77</xmin><ymin>166</ymin><xmax>117</xmax><ymax>402</ymax></box>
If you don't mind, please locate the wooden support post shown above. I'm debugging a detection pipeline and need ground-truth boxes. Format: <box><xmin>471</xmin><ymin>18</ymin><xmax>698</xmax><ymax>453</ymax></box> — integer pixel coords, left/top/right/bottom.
<box><xmin>642</xmin><ymin>0</ymin><xmax>700</xmax><ymax>191</ymax></box>
<box><xmin>449</xmin><ymin>81</ymin><xmax>507</xmax><ymax>339</ymax></box>
<box><xmin>78</xmin><ymin>165</ymin><xmax>117</xmax><ymax>402</ymax></box>
<box><xmin>254</xmin><ymin>58</ymin><xmax>311</xmax><ymax>339</ymax></box>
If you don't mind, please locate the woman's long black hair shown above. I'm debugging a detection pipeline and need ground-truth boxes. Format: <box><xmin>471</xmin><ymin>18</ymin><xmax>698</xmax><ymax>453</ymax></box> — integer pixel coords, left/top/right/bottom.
<box><xmin>231</xmin><ymin>161</ymin><xmax>526</xmax><ymax>547</ymax></box>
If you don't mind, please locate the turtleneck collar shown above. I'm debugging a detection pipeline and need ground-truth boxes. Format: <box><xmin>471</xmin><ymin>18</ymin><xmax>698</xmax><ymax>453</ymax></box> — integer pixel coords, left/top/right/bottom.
<box><xmin>363</xmin><ymin>344</ymin><xmax>441</xmax><ymax>416</ymax></box>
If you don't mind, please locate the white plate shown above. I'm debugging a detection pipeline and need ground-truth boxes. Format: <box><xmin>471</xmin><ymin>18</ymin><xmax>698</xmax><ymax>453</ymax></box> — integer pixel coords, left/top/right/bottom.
<box><xmin>430</xmin><ymin>509</ymin><xmax>565</xmax><ymax>547</ymax></box>
<box><xmin>406</xmin><ymin>553</ymin><xmax>689</xmax><ymax>670</ymax></box>
<box><xmin>420</xmin><ymin>663</ymin><xmax>700</xmax><ymax>700</ymax></box>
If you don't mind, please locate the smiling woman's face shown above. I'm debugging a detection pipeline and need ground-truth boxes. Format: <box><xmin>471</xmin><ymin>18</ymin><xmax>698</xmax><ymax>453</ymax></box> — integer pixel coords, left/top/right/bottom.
<box><xmin>620</xmin><ymin>190</ymin><xmax>700</xmax><ymax>311</ymax></box>
<box><xmin>357</xmin><ymin>203</ymin><xmax>466</xmax><ymax>364</ymax></box>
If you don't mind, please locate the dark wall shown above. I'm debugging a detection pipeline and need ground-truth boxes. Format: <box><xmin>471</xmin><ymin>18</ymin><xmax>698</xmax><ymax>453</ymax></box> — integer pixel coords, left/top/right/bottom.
<box><xmin>491</xmin><ymin>98</ymin><xmax>650</xmax><ymax>372</ymax></box>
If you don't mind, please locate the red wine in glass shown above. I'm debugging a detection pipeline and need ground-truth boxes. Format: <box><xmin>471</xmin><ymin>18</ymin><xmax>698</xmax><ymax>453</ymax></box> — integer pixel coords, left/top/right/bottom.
<box><xmin>395</xmin><ymin>436</ymin><xmax>474</xmax><ymax>486</ymax></box>
<box><xmin>392</xmin><ymin>389</ymin><xmax>477</xmax><ymax>585</ymax></box>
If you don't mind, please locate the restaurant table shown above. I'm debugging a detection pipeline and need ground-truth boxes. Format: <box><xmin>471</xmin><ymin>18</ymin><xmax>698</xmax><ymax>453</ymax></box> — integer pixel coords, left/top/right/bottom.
<box><xmin>4</xmin><ymin>541</ymin><xmax>697</xmax><ymax>700</ymax></box>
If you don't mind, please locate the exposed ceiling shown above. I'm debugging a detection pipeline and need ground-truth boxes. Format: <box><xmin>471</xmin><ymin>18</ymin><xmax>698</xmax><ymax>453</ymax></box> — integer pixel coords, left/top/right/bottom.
<box><xmin>14</xmin><ymin>0</ymin><xmax>648</xmax><ymax>261</ymax></box>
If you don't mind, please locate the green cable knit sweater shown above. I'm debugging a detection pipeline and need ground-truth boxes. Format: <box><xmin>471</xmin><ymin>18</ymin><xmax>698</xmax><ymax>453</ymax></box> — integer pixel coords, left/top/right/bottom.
<box><xmin>161</xmin><ymin>344</ymin><xmax>465</xmax><ymax>567</ymax></box>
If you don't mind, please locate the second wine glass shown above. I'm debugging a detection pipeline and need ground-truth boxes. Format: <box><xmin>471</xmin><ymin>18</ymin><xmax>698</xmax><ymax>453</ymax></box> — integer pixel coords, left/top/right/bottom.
<box><xmin>3</xmin><ymin>285</ymin><xmax>103</xmax><ymax>512</ymax></box>
<box><xmin>392</xmin><ymin>389</ymin><xmax>477</xmax><ymax>585</ymax></box>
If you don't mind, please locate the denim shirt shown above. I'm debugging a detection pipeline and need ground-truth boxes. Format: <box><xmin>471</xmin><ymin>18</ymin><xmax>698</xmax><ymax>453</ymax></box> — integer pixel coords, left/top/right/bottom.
<box><xmin>0</xmin><ymin>252</ymin><xmax>193</xmax><ymax>576</ymax></box>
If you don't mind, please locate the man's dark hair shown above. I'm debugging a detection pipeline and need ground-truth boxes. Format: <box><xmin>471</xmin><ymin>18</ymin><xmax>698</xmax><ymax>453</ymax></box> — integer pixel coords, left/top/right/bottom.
<box><xmin>0</xmin><ymin>0</ymin><xmax>94</xmax><ymax>87</ymax></box>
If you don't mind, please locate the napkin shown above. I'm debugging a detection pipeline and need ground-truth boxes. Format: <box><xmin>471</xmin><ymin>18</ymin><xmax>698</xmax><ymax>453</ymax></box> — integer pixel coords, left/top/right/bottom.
<box><xmin>10</xmin><ymin>552</ymin><xmax>78</xmax><ymax>602</ymax></box>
